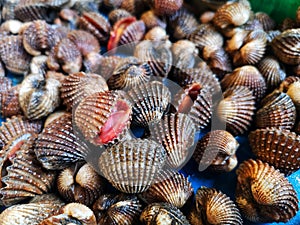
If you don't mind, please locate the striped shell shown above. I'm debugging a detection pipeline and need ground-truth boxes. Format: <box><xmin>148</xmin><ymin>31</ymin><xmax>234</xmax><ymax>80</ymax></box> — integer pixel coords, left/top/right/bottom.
<box><xmin>255</xmin><ymin>91</ymin><xmax>296</xmax><ymax>130</ymax></box>
<box><xmin>249</xmin><ymin>128</ymin><xmax>300</xmax><ymax>175</ymax></box>
<box><xmin>34</xmin><ymin>113</ymin><xmax>89</xmax><ymax>170</ymax></box>
<box><xmin>217</xmin><ymin>86</ymin><xmax>256</xmax><ymax>136</ymax></box>
<box><xmin>193</xmin><ymin>130</ymin><xmax>239</xmax><ymax>172</ymax></box>
<box><xmin>60</xmin><ymin>72</ymin><xmax>108</xmax><ymax>111</ymax></box>
<box><xmin>255</xmin><ymin>12</ymin><xmax>276</xmax><ymax>31</ymax></box>
<box><xmin>236</xmin><ymin>159</ymin><xmax>298</xmax><ymax>222</ymax></box>
<box><xmin>1</xmin><ymin>85</ymin><xmax>22</xmax><ymax>118</ymax></box>
<box><xmin>98</xmin><ymin>139</ymin><xmax>167</xmax><ymax>193</ymax></box>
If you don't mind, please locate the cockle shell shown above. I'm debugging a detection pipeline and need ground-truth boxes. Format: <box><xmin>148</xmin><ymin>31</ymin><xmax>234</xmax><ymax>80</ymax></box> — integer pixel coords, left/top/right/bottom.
<box><xmin>18</xmin><ymin>73</ymin><xmax>60</xmax><ymax>120</ymax></box>
<box><xmin>108</xmin><ymin>9</ymin><xmax>132</xmax><ymax>25</ymax></box>
<box><xmin>34</xmin><ymin>113</ymin><xmax>89</xmax><ymax>170</ymax></box>
<box><xmin>1</xmin><ymin>1</ymin><xmax>19</xmax><ymax>21</ymax></box>
<box><xmin>149</xmin><ymin>113</ymin><xmax>196</xmax><ymax>169</ymax></box>
<box><xmin>60</xmin><ymin>72</ymin><xmax>108</xmax><ymax>111</ymax></box>
<box><xmin>217</xmin><ymin>86</ymin><xmax>256</xmax><ymax>136</ymax></box>
<box><xmin>149</xmin><ymin>0</ymin><xmax>183</xmax><ymax>16</ymax></box>
<box><xmin>1</xmin><ymin>85</ymin><xmax>22</xmax><ymax>117</ymax></box>
<box><xmin>286</xmin><ymin>81</ymin><xmax>300</xmax><ymax>113</ymax></box>
<box><xmin>255</xmin><ymin>90</ymin><xmax>296</xmax><ymax>130</ymax></box>
<box><xmin>74</xmin><ymin>90</ymin><xmax>132</xmax><ymax>146</ymax></box>
<box><xmin>200</xmin><ymin>10</ymin><xmax>215</xmax><ymax>24</ymax></box>
<box><xmin>144</xmin><ymin>26</ymin><xmax>169</xmax><ymax>42</ymax></box>
<box><xmin>0</xmin><ymin>77</ymin><xmax>12</xmax><ymax>113</ymax></box>
<box><xmin>140</xmin><ymin>202</ymin><xmax>190</xmax><ymax>225</ymax></box>
<box><xmin>43</xmin><ymin>110</ymin><xmax>69</xmax><ymax>127</ymax></box>
<box><xmin>171</xmin><ymin>40</ymin><xmax>198</xmax><ymax>70</ymax></box>
<box><xmin>278</xmin><ymin>76</ymin><xmax>300</xmax><ymax>93</ymax></box>
<box><xmin>120</xmin><ymin>0</ymin><xmax>147</xmax><ymax>16</ymax></box>
<box><xmin>140</xmin><ymin>170</ymin><xmax>193</xmax><ymax>208</ymax></box>
<box><xmin>95</xmin><ymin>55</ymin><xmax>121</xmax><ymax>80</ymax></box>
<box><xmin>57</xmin><ymin>163</ymin><xmax>104</xmax><ymax>206</ymax></box>
<box><xmin>126</xmin><ymin>81</ymin><xmax>171</xmax><ymax>127</ymax></box>
<box><xmin>98</xmin><ymin>139</ymin><xmax>167</xmax><ymax>193</ymax></box>
<box><xmin>193</xmin><ymin>130</ymin><xmax>239</xmax><ymax>172</ymax></box>
<box><xmin>255</xmin><ymin>12</ymin><xmax>276</xmax><ymax>31</ymax></box>
<box><xmin>30</xmin><ymin>55</ymin><xmax>48</xmax><ymax>75</ymax></box>
<box><xmin>188</xmin><ymin>187</ymin><xmax>242</xmax><ymax>225</ymax></box>
<box><xmin>93</xmin><ymin>194</ymin><xmax>142</xmax><ymax>225</ymax></box>
<box><xmin>103</xmin><ymin>0</ymin><xmax>122</xmax><ymax>9</ymax></box>
<box><xmin>236</xmin><ymin>159</ymin><xmax>298</xmax><ymax>222</ymax></box>
<box><xmin>248</xmin><ymin>128</ymin><xmax>300</xmax><ymax>175</ymax></box>
<box><xmin>83</xmin><ymin>52</ymin><xmax>103</xmax><ymax>73</ymax></box>
<box><xmin>141</xmin><ymin>10</ymin><xmax>167</xmax><ymax>30</ymax></box>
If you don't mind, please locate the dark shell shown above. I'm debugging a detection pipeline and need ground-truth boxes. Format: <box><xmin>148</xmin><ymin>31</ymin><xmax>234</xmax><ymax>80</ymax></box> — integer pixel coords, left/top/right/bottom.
<box><xmin>0</xmin><ymin>77</ymin><xmax>13</xmax><ymax>112</ymax></box>
<box><xmin>255</xmin><ymin>12</ymin><xmax>276</xmax><ymax>31</ymax></box>
<box><xmin>286</xmin><ymin>81</ymin><xmax>300</xmax><ymax>113</ymax></box>
<box><xmin>205</xmin><ymin>47</ymin><xmax>232</xmax><ymax>77</ymax></box>
<box><xmin>120</xmin><ymin>0</ymin><xmax>147</xmax><ymax>16</ymax></box>
<box><xmin>140</xmin><ymin>10</ymin><xmax>167</xmax><ymax>30</ymax></box>
<box><xmin>150</xmin><ymin>0</ymin><xmax>183</xmax><ymax>16</ymax></box>
<box><xmin>108</xmin><ymin>9</ymin><xmax>132</xmax><ymax>25</ymax></box>
<box><xmin>94</xmin><ymin>55</ymin><xmax>121</xmax><ymax>80</ymax></box>
<box><xmin>1</xmin><ymin>85</ymin><xmax>22</xmax><ymax>118</ymax></box>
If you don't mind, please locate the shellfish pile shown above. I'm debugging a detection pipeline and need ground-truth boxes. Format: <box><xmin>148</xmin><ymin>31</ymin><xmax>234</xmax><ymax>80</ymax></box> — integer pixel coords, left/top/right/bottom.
<box><xmin>0</xmin><ymin>0</ymin><xmax>299</xmax><ymax>224</ymax></box>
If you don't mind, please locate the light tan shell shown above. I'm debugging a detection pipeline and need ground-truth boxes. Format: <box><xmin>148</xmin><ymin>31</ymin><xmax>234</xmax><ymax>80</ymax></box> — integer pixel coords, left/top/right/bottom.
<box><xmin>98</xmin><ymin>139</ymin><xmax>167</xmax><ymax>193</ymax></box>
<box><xmin>236</xmin><ymin>159</ymin><xmax>298</xmax><ymax>222</ymax></box>
<box><xmin>141</xmin><ymin>10</ymin><xmax>167</xmax><ymax>30</ymax></box>
<box><xmin>144</xmin><ymin>26</ymin><xmax>170</xmax><ymax>42</ymax></box>
<box><xmin>172</xmin><ymin>40</ymin><xmax>198</xmax><ymax>69</ymax></box>
<box><xmin>286</xmin><ymin>81</ymin><xmax>300</xmax><ymax>113</ymax></box>
<box><xmin>279</xmin><ymin>76</ymin><xmax>300</xmax><ymax>93</ymax></box>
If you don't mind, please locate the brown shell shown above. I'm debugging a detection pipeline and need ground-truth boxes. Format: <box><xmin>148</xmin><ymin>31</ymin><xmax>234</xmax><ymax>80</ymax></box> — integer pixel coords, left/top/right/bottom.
<box><xmin>255</xmin><ymin>90</ymin><xmax>296</xmax><ymax>130</ymax></box>
<box><xmin>98</xmin><ymin>139</ymin><xmax>167</xmax><ymax>193</ymax></box>
<box><xmin>236</xmin><ymin>159</ymin><xmax>298</xmax><ymax>222</ymax></box>
<box><xmin>249</xmin><ymin>128</ymin><xmax>300</xmax><ymax>175</ymax></box>
<box><xmin>34</xmin><ymin>113</ymin><xmax>89</xmax><ymax>170</ymax></box>
<box><xmin>60</xmin><ymin>72</ymin><xmax>108</xmax><ymax>111</ymax></box>
<box><xmin>144</xmin><ymin>26</ymin><xmax>170</xmax><ymax>42</ymax></box>
<box><xmin>193</xmin><ymin>130</ymin><xmax>239</xmax><ymax>172</ymax></box>
<box><xmin>255</xmin><ymin>12</ymin><xmax>276</xmax><ymax>31</ymax></box>
<box><xmin>189</xmin><ymin>187</ymin><xmax>242</xmax><ymax>225</ymax></box>
<box><xmin>94</xmin><ymin>55</ymin><xmax>121</xmax><ymax>80</ymax></box>
<box><xmin>172</xmin><ymin>40</ymin><xmax>198</xmax><ymax>70</ymax></box>
<box><xmin>221</xmin><ymin>65</ymin><xmax>267</xmax><ymax>102</ymax></box>
<box><xmin>74</xmin><ymin>90</ymin><xmax>132</xmax><ymax>146</ymax></box>
<box><xmin>0</xmin><ymin>77</ymin><xmax>13</xmax><ymax>108</ymax></box>
<box><xmin>217</xmin><ymin>86</ymin><xmax>256</xmax><ymax>136</ymax></box>
<box><xmin>149</xmin><ymin>113</ymin><xmax>196</xmax><ymax>169</ymax></box>
<box><xmin>286</xmin><ymin>81</ymin><xmax>300</xmax><ymax>112</ymax></box>
<box><xmin>279</xmin><ymin>76</ymin><xmax>300</xmax><ymax>93</ymax></box>
<box><xmin>140</xmin><ymin>202</ymin><xmax>190</xmax><ymax>225</ymax></box>
<box><xmin>0</xmin><ymin>35</ymin><xmax>32</xmax><ymax>74</ymax></box>
<box><xmin>108</xmin><ymin>9</ymin><xmax>132</xmax><ymax>25</ymax></box>
<box><xmin>108</xmin><ymin>56</ymin><xmax>152</xmax><ymax>90</ymax></box>
<box><xmin>83</xmin><ymin>52</ymin><xmax>103</xmax><ymax>73</ymax></box>
<box><xmin>199</xmin><ymin>11</ymin><xmax>215</xmax><ymax>24</ymax></box>
<box><xmin>151</xmin><ymin>0</ymin><xmax>183</xmax><ymax>16</ymax></box>
<box><xmin>140</xmin><ymin>170</ymin><xmax>193</xmax><ymax>208</ymax></box>
<box><xmin>57</xmin><ymin>163</ymin><xmax>104</xmax><ymax>206</ymax></box>
<box><xmin>120</xmin><ymin>0</ymin><xmax>147</xmax><ymax>16</ymax></box>
<box><xmin>0</xmin><ymin>85</ymin><xmax>22</xmax><ymax>118</ymax></box>
<box><xmin>30</xmin><ymin>55</ymin><xmax>48</xmax><ymax>75</ymax></box>
<box><xmin>271</xmin><ymin>28</ymin><xmax>300</xmax><ymax>65</ymax></box>
<box><xmin>141</xmin><ymin>10</ymin><xmax>167</xmax><ymax>30</ymax></box>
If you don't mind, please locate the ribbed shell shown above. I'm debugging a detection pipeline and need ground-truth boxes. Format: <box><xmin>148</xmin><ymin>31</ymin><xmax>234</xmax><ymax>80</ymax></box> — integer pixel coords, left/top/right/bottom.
<box><xmin>190</xmin><ymin>187</ymin><xmax>243</xmax><ymax>225</ymax></box>
<box><xmin>271</xmin><ymin>28</ymin><xmax>300</xmax><ymax>65</ymax></box>
<box><xmin>1</xmin><ymin>85</ymin><xmax>22</xmax><ymax>118</ymax></box>
<box><xmin>221</xmin><ymin>65</ymin><xmax>267</xmax><ymax>102</ymax></box>
<box><xmin>286</xmin><ymin>81</ymin><xmax>300</xmax><ymax>113</ymax></box>
<box><xmin>151</xmin><ymin>0</ymin><xmax>183</xmax><ymax>16</ymax></box>
<box><xmin>149</xmin><ymin>113</ymin><xmax>196</xmax><ymax>169</ymax></box>
<box><xmin>60</xmin><ymin>72</ymin><xmax>108</xmax><ymax>111</ymax></box>
<box><xmin>217</xmin><ymin>86</ymin><xmax>256</xmax><ymax>136</ymax></box>
<box><xmin>236</xmin><ymin>159</ymin><xmax>298</xmax><ymax>222</ymax></box>
<box><xmin>109</xmin><ymin>9</ymin><xmax>132</xmax><ymax>25</ymax></box>
<box><xmin>279</xmin><ymin>76</ymin><xmax>300</xmax><ymax>93</ymax></box>
<box><xmin>126</xmin><ymin>81</ymin><xmax>171</xmax><ymax>127</ymax></box>
<box><xmin>30</xmin><ymin>55</ymin><xmax>48</xmax><ymax>75</ymax></box>
<box><xmin>98</xmin><ymin>139</ymin><xmax>167</xmax><ymax>193</ymax></box>
<box><xmin>140</xmin><ymin>10</ymin><xmax>167</xmax><ymax>30</ymax></box>
<box><xmin>172</xmin><ymin>40</ymin><xmax>198</xmax><ymax>70</ymax></box>
<box><xmin>140</xmin><ymin>202</ymin><xmax>190</xmax><ymax>225</ymax></box>
<box><xmin>140</xmin><ymin>170</ymin><xmax>193</xmax><ymax>208</ymax></box>
<box><xmin>95</xmin><ymin>55</ymin><xmax>121</xmax><ymax>80</ymax></box>
<box><xmin>255</xmin><ymin>12</ymin><xmax>276</xmax><ymax>31</ymax></box>
<box><xmin>193</xmin><ymin>130</ymin><xmax>239</xmax><ymax>172</ymax></box>
<box><xmin>34</xmin><ymin>114</ymin><xmax>89</xmax><ymax>170</ymax></box>
<box><xmin>248</xmin><ymin>128</ymin><xmax>300</xmax><ymax>175</ymax></box>
<box><xmin>255</xmin><ymin>91</ymin><xmax>296</xmax><ymax>130</ymax></box>
<box><xmin>206</xmin><ymin>47</ymin><xmax>232</xmax><ymax>77</ymax></box>
<box><xmin>0</xmin><ymin>77</ymin><xmax>13</xmax><ymax>113</ymax></box>
<box><xmin>0</xmin><ymin>135</ymin><xmax>56</xmax><ymax>206</ymax></box>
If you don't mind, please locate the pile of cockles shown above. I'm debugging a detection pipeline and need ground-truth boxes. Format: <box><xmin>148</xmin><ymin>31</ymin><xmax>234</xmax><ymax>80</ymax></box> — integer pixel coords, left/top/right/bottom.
<box><xmin>0</xmin><ymin>0</ymin><xmax>299</xmax><ymax>224</ymax></box>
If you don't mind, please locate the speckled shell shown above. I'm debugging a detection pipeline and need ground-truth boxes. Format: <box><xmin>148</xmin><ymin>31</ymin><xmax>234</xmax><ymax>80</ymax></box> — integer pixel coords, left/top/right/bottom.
<box><xmin>249</xmin><ymin>128</ymin><xmax>300</xmax><ymax>175</ymax></box>
<box><xmin>98</xmin><ymin>139</ymin><xmax>167</xmax><ymax>193</ymax></box>
<box><xmin>255</xmin><ymin>12</ymin><xmax>276</xmax><ymax>31</ymax></box>
<box><xmin>74</xmin><ymin>90</ymin><xmax>132</xmax><ymax>146</ymax></box>
<box><xmin>236</xmin><ymin>159</ymin><xmax>298</xmax><ymax>222</ymax></box>
<box><xmin>18</xmin><ymin>73</ymin><xmax>60</xmax><ymax>120</ymax></box>
<box><xmin>108</xmin><ymin>9</ymin><xmax>132</xmax><ymax>25</ymax></box>
<box><xmin>140</xmin><ymin>202</ymin><xmax>190</xmax><ymax>225</ymax></box>
<box><xmin>172</xmin><ymin>40</ymin><xmax>198</xmax><ymax>70</ymax></box>
<box><xmin>93</xmin><ymin>194</ymin><xmax>142</xmax><ymax>225</ymax></box>
<box><xmin>60</xmin><ymin>72</ymin><xmax>108</xmax><ymax>111</ymax></box>
<box><xmin>120</xmin><ymin>0</ymin><xmax>147</xmax><ymax>16</ymax></box>
<box><xmin>0</xmin><ymin>35</ymin><xmax>32</xmax><ymax>74</ymax></box>
<box><xmin>0</xmin><ymin>77</ymin><xmax>12</xmax><ymax>112</ymax></box>
<box><xmin>34</xmin><ymin>114</ymin><xmax>89</xmax><ymax>170</ymax></box>
<box><xmin>134</xmin><ymin>40</ymin><xmax>172</xmax><ymax>77</ymax></box>
<box><xmin>140</xmin><ymin>170</ymin><xmax>193</xmax><ymax>208</ymax></box>
<box><xmin>217</xmin><ymin>86</ymin><xmax>256</xmax><ymax>136</ymax></box>
<box><xmin>189</xmin><ymin>187</ymin><xmax>242</xmax><ymax>225</ymax></box>
<box><xmin>255</xmin><ymin>91</ymin><xmax>296</xmax><ymax>130</ymax></box>
<box><xmin>150</xmin><ymin>0</ymin><xmax>183</xmax><ymax>16</ymax></box>
<box><xmin>221</xmin><ymin>65</ymin><xmax>267</xmax><ymax>102</ymax></box>
<box><xmin>193</xmin><ymin>130</ymin><xmax>239</xmax><ymax>172</ymax></box>
<box><xmin>126</xmin><ymin>81</ymin><xmax>171</xmax><ymax>127</ymax></box>
<box><xmin>1</xmin><ymin>85</ymin><xmax>22</xmax><ymax>117</ymax></box>
<box><xmin>271</xmin><ymin>29</ymin><xmax>300</xmax><ymax>65</ymax></box>
<box><xmin>0</xmin><ymin>135</ymin><xmax>56</xmax><ymax>206</ymax></box>
<box><xmin>57</xmin><ymin>163</ymin><xmax>104</xmax><ymax>206</ymax></box>
<box><xmin>149</xmin><ymin>113</ymin><xmax>196</xmax><ymax>169</ymax></box>
<box><xmin>213</xmin><ymin>1</ymin><xmax>251</xmax><ymax>29</ymax></box>
<box><xmin>108</xmin><ymin>56</ymin><xmax>152</xmax><ymax>90</ymax></box>
<box><xmin>141</xmin><ymin>10</ymin><xmax>167</xmax><ymax>30</ymax></box>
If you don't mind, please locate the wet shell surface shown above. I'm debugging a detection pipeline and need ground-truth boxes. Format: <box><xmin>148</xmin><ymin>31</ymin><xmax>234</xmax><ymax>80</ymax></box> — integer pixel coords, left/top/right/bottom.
<box><xmin>140</xmin><ymin>170</ymin><xmax>193</xmax><ymax>208</ymax></box>
<box><xmin>171</xmin><ymin>40</ymin><xmax>198</xmax><ymax>70</ymax></box>
<box><xmin>126</xmin><ymin>81</ymin><xmax>171</xmax><ymax>127</ymax></box>
<box><xmin>98</xmin><ymin>139</ymin><xmax>167</xmax><ymax>193</ymax></box>
<box><xmin>108</xmin><ymin>8</ymin><xmax>133</xmax><ymax>25</ymax></box>
<box><xmin>74</xmin><ymin>90</ymin><xmax>132</xmax><ymax>146</ymax></box>
<box><xmin>151</xmin><ymin>0</ymin><xmax>183</xmax><ymax>16</ymax></box>
<box><xmin>255</xmin><ymin>90</ymin><xmax>296</xmax><ymax>130</ymax></box>
<box><xmin>140</xmin><ymin>202</ymin><xmax>190</xmax><ymax>225</ymax></box>
<box><xmin>60</xmin><ymin>72</ymin><xmax>108</xmax><ymax>111</ymax></box>
<box><xmin>0</xmin><ymin>85</ymin><xmax>22</xmax><ymax>118</ymax></box>
<box><xmin>248</xmin><ymin>128</ymin><xmax>300</xmax><ymax>175</ymax></box>
<box><xmin>189</xmin><ymin>186</ymin><xmax>242</xmax><ymax>225</ymax></box>
<box><xmin>236</xmin><ymin>159</ymin><xmax>299</xmax><ymax>223</ymax></box>
<box><xmin>148</xmin><ymin>113</ymin><xmax>196</xmax><ymax>169</ymax></box>
<box><xmin>193</xmin><ymin>130</ymin><xmax>239</xmax><ymax>172</ymax></box>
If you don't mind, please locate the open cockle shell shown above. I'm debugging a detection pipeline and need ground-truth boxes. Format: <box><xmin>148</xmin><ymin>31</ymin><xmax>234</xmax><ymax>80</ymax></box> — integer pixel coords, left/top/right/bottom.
<box><xmin>98</xmin><ymin>139</ymin><xmax>167</xmax><ymax>193</ymax></box>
